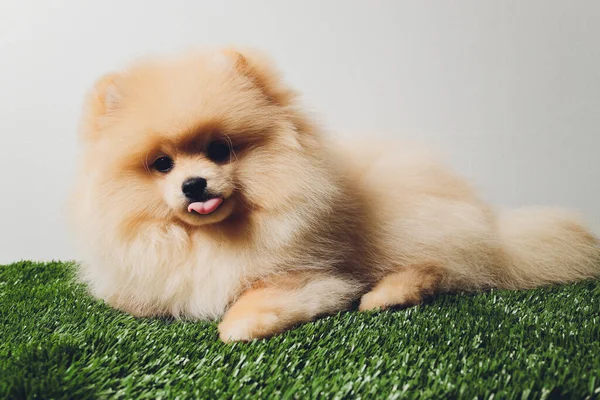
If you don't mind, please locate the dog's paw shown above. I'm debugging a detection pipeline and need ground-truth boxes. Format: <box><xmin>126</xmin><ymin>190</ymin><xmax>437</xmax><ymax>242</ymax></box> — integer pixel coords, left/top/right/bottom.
<box><xmin>358</xmin><ymin>289</ymin><xmax>391</xmax><ymax>311</ymax></box>
<box><xmin>218</xmin><ymin>310</ymin><xmax>283</xmax><ymax>343</ymax></box>
<box><xmin>358</xmin><ymin>286</ymin><xmax>420</xmax><ymax>311</ymax></box>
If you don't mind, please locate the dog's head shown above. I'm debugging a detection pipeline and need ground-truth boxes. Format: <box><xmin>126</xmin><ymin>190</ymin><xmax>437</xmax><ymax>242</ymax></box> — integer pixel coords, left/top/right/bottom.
<box><xmin>77</xmin><ymin>49</ymin><xmax>334</xmax><ymax>235</ymax></box>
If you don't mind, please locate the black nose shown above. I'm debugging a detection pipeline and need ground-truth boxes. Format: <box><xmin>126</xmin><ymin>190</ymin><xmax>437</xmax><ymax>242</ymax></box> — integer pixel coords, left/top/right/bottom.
<box><xmin>182</xmin><ymin>177</ymin><xmax>208</xmax><ymax>201</ymax></box>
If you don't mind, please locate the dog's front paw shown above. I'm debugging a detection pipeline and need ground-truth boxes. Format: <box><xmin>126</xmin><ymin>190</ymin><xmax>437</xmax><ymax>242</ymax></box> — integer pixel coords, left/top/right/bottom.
<box><xmin>218</xmin><ymin>310</ymin><xmax>283</xmax><ymax>342</ymax></box>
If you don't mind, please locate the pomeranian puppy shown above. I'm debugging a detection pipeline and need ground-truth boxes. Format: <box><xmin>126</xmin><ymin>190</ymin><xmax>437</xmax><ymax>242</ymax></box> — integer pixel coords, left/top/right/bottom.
<box><xmin>71</xmin><ymin>48</ymin><xmax>600</xmax><ymax>342</ymax></box>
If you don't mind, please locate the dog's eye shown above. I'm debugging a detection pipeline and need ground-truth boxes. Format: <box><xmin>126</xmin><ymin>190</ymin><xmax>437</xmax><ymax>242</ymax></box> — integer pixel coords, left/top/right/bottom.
<box><xmin>152</xmin><ymin>156</ymin><xmax>174</xmax><ymax>173</ymax></box>
<box><xmin>206</xmin><ymin>140</ymin><xmax>231</xmax><ymax>163</ymax></box>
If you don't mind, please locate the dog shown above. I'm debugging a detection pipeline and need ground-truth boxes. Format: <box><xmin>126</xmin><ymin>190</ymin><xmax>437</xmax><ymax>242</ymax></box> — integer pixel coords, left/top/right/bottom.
<box><xmin>71</xmin><ymin>48</ymin><xmax>600</xmax><ymax>342</ymax></box>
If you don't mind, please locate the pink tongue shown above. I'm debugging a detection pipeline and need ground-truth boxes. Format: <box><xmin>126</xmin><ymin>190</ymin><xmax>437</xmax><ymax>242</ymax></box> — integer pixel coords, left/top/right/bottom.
<box><xmin>187</xmin><ymin>197</ymin><xmax>223</xmax><ymax>215</ymax></box>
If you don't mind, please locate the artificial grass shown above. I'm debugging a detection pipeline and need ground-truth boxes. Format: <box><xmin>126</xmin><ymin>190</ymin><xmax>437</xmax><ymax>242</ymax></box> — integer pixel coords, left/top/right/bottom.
<box><xmin>1</xmin><ymin>262</ymin><xmax>599</xmax><ymax>399</ymax></box>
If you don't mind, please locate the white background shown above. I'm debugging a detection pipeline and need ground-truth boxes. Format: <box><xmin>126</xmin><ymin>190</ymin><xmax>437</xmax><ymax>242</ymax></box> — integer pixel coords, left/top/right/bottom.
<box><xmin>1</xmin><ymin>1</ymin><xmax>599</xmax><ymax>264</ymax></box>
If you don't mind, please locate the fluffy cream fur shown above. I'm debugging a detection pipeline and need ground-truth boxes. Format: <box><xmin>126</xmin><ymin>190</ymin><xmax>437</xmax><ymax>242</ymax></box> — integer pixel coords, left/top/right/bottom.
<box><xmin>71</xmin><ymin>48</ymin><xmax>600</xmax><ymax>342</ymax></box>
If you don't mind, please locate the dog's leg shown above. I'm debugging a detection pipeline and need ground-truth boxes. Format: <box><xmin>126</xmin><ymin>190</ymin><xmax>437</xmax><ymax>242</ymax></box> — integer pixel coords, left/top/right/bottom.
<box><xmin>218</xmin><ymin>272</ymin><xmax>359</xmax><ymax>342</ymax></box>
<box><xmin>359</xmin><ymin>263</ymin><xmax>446</xmax><ymax>311</ymax></box>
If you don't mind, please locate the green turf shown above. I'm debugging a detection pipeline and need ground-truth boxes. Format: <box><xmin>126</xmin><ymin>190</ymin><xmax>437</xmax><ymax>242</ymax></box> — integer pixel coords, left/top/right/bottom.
<box><xmin>1</xmin><ymin>261</ymin><xmax>599</xmax><ymax>399</ymax></box>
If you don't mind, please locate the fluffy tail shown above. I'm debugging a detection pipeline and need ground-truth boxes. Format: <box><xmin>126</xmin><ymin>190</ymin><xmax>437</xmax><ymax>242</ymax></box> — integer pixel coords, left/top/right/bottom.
<box><xmin>496</xmin><ymin>207</ymin><xmax>600</xmax><ymax>289</ymax></box>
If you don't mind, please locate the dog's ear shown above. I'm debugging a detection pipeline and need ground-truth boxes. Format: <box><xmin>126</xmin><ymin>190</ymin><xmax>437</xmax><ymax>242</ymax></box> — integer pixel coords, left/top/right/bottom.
<box><xmin>78</xmin><ymin>72</ymin><xmax>123</xmax><ymax>141</ymax></box>
<box><xmin>225</xmin><ymin>48</ymin><xmax>296</xmax><ymax>107</ymax></box>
